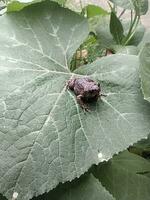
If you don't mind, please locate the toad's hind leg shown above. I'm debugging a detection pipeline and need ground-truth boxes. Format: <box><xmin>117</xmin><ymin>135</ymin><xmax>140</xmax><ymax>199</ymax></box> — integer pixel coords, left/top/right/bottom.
<box><xmin>76</xmin><ymin>95</ymin><xmax>90</xmax><ymax>112</ymax></box>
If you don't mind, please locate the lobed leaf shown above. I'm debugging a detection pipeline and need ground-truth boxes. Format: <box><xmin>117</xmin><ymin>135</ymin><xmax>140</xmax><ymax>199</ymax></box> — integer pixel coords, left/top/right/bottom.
<box><xmin>1</xmin><ymin>1</ymin><xmax>150</xmax><ymax>200</ymax></box>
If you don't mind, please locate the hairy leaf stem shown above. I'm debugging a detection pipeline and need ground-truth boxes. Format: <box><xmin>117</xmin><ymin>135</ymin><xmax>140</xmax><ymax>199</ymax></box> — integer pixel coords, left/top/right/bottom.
<box><xmin>124</xmin><ymin>12</ymin><xmax>140</xmax><ymax>45</ymax></box>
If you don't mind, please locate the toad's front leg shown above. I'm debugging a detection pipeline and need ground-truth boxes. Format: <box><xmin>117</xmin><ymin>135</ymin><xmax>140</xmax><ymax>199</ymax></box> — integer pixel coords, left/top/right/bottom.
<box><xmin>65</xmin><ymin>79</ymin><xmax>76</xmax><ymax>90</ymax></box>
<box><xmin>76</xmin><ymin>95</ymin><xmax>90</xmax><ymax>112</ymax></box>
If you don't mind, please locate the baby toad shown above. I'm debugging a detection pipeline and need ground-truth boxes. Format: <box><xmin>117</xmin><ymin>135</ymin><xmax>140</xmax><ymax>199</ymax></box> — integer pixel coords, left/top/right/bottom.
<box><xmin>67</xmin><ymin>77</ymin><xmax>106</xmax><ymax>111</ymax></box>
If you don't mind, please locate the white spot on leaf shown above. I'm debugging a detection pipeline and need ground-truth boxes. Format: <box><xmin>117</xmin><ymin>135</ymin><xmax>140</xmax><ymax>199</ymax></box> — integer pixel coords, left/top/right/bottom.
<box><xmin>98</xmin><ymin>152</ymin><xmax>106</xmax><ymax>162</ymax></box>
<box><xmin>12</xmin><ymin>192</ymin><xmax>18</xmax><ymax>200</ymax></box>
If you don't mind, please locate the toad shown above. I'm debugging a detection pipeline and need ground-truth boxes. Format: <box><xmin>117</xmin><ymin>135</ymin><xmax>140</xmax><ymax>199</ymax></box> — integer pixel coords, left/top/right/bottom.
<box><xmin>66</xmin><ymin>77</ymin><xmax>106</xmax><ymax>111</ymax></box>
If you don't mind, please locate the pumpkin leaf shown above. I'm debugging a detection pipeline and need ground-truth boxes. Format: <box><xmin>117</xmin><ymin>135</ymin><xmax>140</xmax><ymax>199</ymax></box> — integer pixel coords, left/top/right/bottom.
<box><xmin>1</xmin><ymin>1</ymin><xmax>150</xmax><ymax>200</ymax></box>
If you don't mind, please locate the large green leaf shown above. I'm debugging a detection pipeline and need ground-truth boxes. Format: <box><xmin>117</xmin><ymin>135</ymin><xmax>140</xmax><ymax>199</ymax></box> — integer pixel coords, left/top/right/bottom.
<box><xmin>0</xmin><ymin>1</ymin><xmax>87</xmax><ymax>199</ymax></box>
<box><xmin>139</xmin><ymin>43</ymin><xmax>150</xmax><ymax>102</ymax></box>
<box><xmin>33</xmin><ymin>174</ymin><xmax>115</xmax><ymax>200</ymax></box>
<box><xmin>1</xmin><ymin>1</ymin><xmax>150</xmax><ymax>200</ymax></box>
<box><xmin>93</xmin><ymin>150</ymin><xmax>150</xmax><ymax>200</ymax></box>
<box><xmin>109</xmin><ymin>0</ymin><xmax>148</xmax><ymax>15</ymax></box>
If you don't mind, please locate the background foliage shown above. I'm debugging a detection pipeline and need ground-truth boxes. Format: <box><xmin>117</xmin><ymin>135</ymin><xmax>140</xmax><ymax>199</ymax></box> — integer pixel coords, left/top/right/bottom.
<box><xmin>0</xmin><ymin>0</ymin><xmax>150</xmax><ymax>200</ymax></box>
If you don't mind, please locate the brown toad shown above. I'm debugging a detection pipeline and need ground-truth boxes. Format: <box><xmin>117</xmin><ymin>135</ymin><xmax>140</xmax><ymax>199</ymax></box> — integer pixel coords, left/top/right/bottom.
<box><xmin>67</xmin><ymin>77</ymin><xmax>106</xmax><ymax>111</ymax></box>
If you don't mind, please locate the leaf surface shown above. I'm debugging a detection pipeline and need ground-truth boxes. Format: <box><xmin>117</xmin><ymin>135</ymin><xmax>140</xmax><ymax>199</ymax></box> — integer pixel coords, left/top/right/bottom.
<box><xmin>1</xmin><ymin>1</ymin><xmax>150</xmax><ymax>200</ymax></box>
<box><xmin>93</xmin><ymin>150</ymin><xmax>150</xmax><ymax>200</ymax></box>
<box><xmin>140</xmin><ymin>43</ymin><xmax>150</xmax><ymax>102</ymax></box>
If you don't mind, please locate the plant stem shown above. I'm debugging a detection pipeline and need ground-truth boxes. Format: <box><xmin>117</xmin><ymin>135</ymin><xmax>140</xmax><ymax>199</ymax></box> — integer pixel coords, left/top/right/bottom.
<box><xmin>118</xmin><ymin>9</ymin><xmax>126</xmax><ymax>18</ymax></box>
<box><xmin>130</xmin><ymin>10</ymin><xmax>133</xmax><ymax>24</ymax></box>
<box><xmin>79</xmin><ymin>0</ymin><xmax>84</xmax><ymax>14</ymax></box>
<box><xmin>126</xmin><ymin>12</ymin><xmax>137</xmax><ymax>38</ymax></box>
<box><xmin>123</xmin><ymin>8</ymin><xmax>140</xmax><ymax>46</ymax></box>
<box><xmin>124</xmin><ymin>15</ymin><xmax>140</xmax><ymax>45</ymax></box>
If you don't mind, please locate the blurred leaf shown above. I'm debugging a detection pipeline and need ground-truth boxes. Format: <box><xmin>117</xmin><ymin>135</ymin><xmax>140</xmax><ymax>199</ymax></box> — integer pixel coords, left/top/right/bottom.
<box><xmin>138</xmin><ymin>29</ymin><xmax>150</xmax><ymax>51</ymax></box>
<box><xmin>93</xmin><ymin>150</ymin><xmax>150</xmax><ymax>200</ymax></box>
<box><xmin>110</xmin><ymin>11</ymin><xmax>124</xmax><ymax>44</ymax></box>
<box><xmin>109</xmin><ymin>0</ymin><xmax>148</xmax><ymax>15</ymax></box>
<box><xmin>7</xmin><ymin>0</ymin><xmax>67</xmax><ymax>12</ymax></box>
<box><xmin>7</xmin><ymin>0</ymin><xmax>43</xmax><ymax>12</ymax></box>
<box><xmin>0</xmin><ymin>194</ymin><xmax>7</xmax><ymax>200</ymax></box>
<box><xmin>123</xmin><ymin>22</ymin><xmax>145</xmax><ymax>46</ymax></box>
<box><xmin>133</xmin><ymin>0</ymin><xmax>148</xmax><ymax>15</ymax></box>
<box><xmin>32</xmin><ymin>174</ymin><xmax>115</xmax><ymax>200</ymax></box>
<box><xmin>114</xmin><ymin>45</ymin><xmax>138</xmax><ymax>55</ymax></box>
<box><xmin>96</xmin><ymin>16</ymin><xmax>115</xmax><ymax>48</ymax></box>
<box><xmin>130</xmin><ymin>134</ymin><xmax>150</xmax><ymax>159</ymax></box>
<box><xmin>96</xmin><ymin>17</ymin><xmax>145</xmax><ymax>49</ymax></box>
<box><xmin>134</xmin><ymin>134</ymin><xmax>150</xmax><ymax>150</ymax></box>
<box><xmin>51</xmin><ymin>0</ymin><xmax>66</xmax><ymax>5</ymax></box>
<box><xmin>86</xmin><ymin>5</ymin><xmax>108</xmax><ymax>18</ymax></box>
